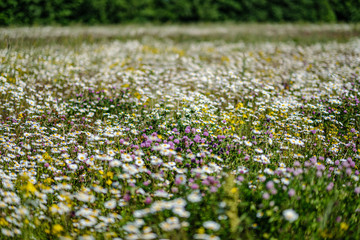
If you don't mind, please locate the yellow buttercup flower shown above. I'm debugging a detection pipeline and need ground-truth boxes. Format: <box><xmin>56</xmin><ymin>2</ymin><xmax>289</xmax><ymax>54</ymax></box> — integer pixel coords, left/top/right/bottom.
<box><xmin>340</xmin><ymin>222</ymin><xmax>349</xmax><ymax>231</ymax></box>
<box><xmin>52</xmin><ymin>224</ymin><xmax>64</xmax><ymax>235</ymax></box>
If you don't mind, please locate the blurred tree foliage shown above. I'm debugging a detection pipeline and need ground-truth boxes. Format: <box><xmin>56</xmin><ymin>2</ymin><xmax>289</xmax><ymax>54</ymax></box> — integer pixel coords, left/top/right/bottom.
<box><xmin>0</xmin><ymin>0</ymin><xmax>359</xmax><ymax>25</ymax></box>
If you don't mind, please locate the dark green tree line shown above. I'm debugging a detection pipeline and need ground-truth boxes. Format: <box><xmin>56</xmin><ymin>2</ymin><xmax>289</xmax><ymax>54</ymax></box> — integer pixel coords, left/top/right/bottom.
<box><xmin>0</xmin><ymin>0</ymin><xmax>359</xmax><ymax>25</ymax></box>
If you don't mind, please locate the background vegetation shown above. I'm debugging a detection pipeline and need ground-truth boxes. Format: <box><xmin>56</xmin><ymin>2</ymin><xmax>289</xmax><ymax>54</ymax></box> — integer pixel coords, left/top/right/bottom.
<box><xmin>1</xmin><ymin>0</ymin><xmax>360</xmax><ymax>26</ymax></box>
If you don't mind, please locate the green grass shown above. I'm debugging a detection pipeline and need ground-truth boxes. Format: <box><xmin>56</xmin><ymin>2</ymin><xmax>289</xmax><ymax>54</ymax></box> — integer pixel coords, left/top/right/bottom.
<box><xmin>1</xmin><ymin>23</ymin><xmax>360</xmax><ymax>50</ymax></box>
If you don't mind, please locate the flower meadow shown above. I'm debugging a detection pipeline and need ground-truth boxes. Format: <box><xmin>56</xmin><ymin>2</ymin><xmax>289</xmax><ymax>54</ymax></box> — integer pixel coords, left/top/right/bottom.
<box><xmin>1</xmin><ymin>25</ymin><xmax>360</xmax><ymax>240</ymax></box>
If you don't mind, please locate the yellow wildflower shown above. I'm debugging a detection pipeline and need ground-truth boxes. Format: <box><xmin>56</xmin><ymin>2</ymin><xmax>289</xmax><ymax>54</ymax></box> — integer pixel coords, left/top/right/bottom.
<box><xmin>340</xmin><ymin>222</ymin><xmax>349</xmax><ymax>231</ymax></box>
<box><xmin>52</xmin><ymin>224</ymin><xmax>64</xmax><ymax>235</ymax></box>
